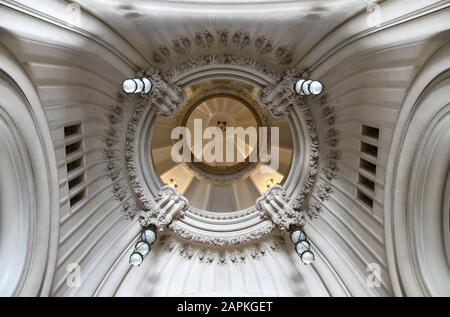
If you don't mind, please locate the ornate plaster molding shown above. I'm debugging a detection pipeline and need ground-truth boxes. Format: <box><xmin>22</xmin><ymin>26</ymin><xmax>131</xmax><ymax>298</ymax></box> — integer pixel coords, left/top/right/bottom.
<box><xmin>260</xmin><ymin>69</ymin><xmax>324</xmax><ymax>220</ymax></box>
<box><xmin>158</xmin><ymin>235</ymin><xmax>286</xmax><ymax>265</ymax></box>
<box><xmin>169</xmin><ymin>221</ymin><xmax>275</xmax><ymax>247</ymax></box>
<box><xmin>116</xmin><ymin>56</ymin><xmax>327</xmax><ymax>246</ymax></box>
<box><xmin>162</xmin><ymin>54</ymin><xmax>284</xmax><ymax>83</ymax></box>
<box><xmin>256</xmin><ymin>185</ymin><xmax>306</xmax><ymax>231</ymax></box>
<box><xmin>151</xmin><ymin>30</ymin><xmax>295</xmax><ymax>66</ymax></box>
<box><xmin>121</xmin><ymin>68</ymin><xmax>186</xmax><ymax>223</ymax></box>
<box><xmin>103</xmin><ymin>93</ymin><xmax>139</xmax><ymax>219</ymax></box>
<box><xmin>139</xmin><ymin>185</ymin><xmax>189</xmax><ymax>231</ymax></box>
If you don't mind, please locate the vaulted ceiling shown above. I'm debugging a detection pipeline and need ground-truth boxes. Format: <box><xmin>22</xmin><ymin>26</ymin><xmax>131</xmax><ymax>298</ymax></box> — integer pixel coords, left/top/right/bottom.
<box><xmin>0</xmin><ymin>0</ymin><xmax>449</xmax><ymax>298</ymax></box>
<box><xmin>73</xmin><ymin>0</ymin><xmax>369</xmax><ymax>69</ymax></box>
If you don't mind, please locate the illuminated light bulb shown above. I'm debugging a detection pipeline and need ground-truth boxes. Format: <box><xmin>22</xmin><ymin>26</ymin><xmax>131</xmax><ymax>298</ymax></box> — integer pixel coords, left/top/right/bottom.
<box><xmin>265</xmin><ymin>178</ymin><xmax>277</xmax><ymax>189</ymax></box>
<box><xmin>301</xmin><ymin>251</ymin><xmax>315</xmax><ymax>265</ymax></box>
<box><xmin>294</xmin><ymin>79</ymin><xmax>324</xmax><ymax>96</ymax></box>
<box><xmin>309</xmin><ymin>81</ymin><xmax>323</xmax><ymax>95</ymax></box>
<box><xmin>296</xmin><ymin>240</ymin><xmax>311</xmax><ymax>254</ymax></box>
<box><xmin>123</xmin><ymin>79</ymin><xmax>137</xmax><ymax>93</ymax></box>
<box><xmin>135</xmin><ymin>241</ymin><xmax>150</xmax><ymax>256</ymax></box>
<box><xmin>141</xmin><ymin>228</ymin><xmax>157</xmax><ymax>245</ymax></box>
<box><xmin>122</xmin><ymin>78</ymin><xmax>152</xmax><ymax>94</ymax></box>
<box><xmin>291</xmin><ymin>230</ymin><xmax>306</xmax><ymax>244</ymax></box>
<box><xmin>129</xmin><ymin>252</ymin><xmax>143</xmax><ymax>266</ymax></box>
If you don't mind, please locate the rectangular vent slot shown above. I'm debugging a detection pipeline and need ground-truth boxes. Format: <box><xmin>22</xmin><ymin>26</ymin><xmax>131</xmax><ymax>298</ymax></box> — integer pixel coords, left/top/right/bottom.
<box><xmin>357</xmin><ymin>124</ymin><xmax>380</xmax><ymax>211</ymax></box>
<box><xmin>67</xmin><ymin>157</ymin><xmax>84</xmax><ymax>173</ymax></box>
<box><xmin>64</xmin><ymin>123</ymin><xmax>81</xmax><ymax>137</ymax></box>
<box><xmin>70</xmin><ymin>190</ymin><xmax>86</xmax><ymax>208</ymax></box>
<box><xmin>357</xmin><ymin>190</ymin><xmax>374</xmax><ymax>209</ymax></box>
<box><xmin>68</xmin><ymin>174</ymin><xmax>84</xmax><ymax>191</ymax></box>
<box><xmin>65</xmin><ymin>141</ymin><xmax>82</xmax><ymax>156</ymax></box>
<box><xmin>358</xmin><ymin>174</ymin><xmax>375</xmax><ymax>191</ymax></box>
<box><xmin>362</xmin><ymin>125</ymin><xmax>380</xmax><ymax>139</ymax></box>
<box><xmin>361</xmin><ymin>141</ymin><xmax>378</xmax><ymax>158</ymax></box>
<box><xmin>360</xmin><ymin>158</ymin><xmax>377</xmax><ymax>175</ymax></box>
<box><xmin>64</xmin><ymin>123</ymin><xmax>86</xmax><ymax>209</ymax></box>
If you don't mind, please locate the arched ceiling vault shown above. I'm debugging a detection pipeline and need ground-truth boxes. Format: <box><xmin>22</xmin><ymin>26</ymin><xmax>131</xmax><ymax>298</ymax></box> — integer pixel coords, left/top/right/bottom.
<box><xmin>72</xmin><ymin>0</ymin><xmax>370</xmax><ymax>70</ymax></box>
<box><xmin>1</xmin><ymin>0</ymin><xmax>449</xmax><ymax>297</ymax></box>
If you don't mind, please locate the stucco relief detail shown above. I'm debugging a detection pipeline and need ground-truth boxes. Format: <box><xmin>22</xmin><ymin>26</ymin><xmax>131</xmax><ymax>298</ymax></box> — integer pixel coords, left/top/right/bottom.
<box><xmin>123</xmin><ymin>69</ymin><xmax>187</xmax><ymax>228</ymax></box>
<box><xmin>114</xmin><ymin>56</ymin><xmax>330</xmax><ymax>245</ymax></box>
<box><xmin>260</xmin><ymin>69</ymin><xmax>324</xmax><ymax>221</ymax></box>
<box><xmin>162</xmin><ymin>54</ymin><xmax>284</xmax><ymax>82</ymax></box>
<box><xmin>103</xmin><ymin>93</ymin><xmax>139</xmax><ymax>220</ymax></box>
<box><xmin>152</xmin><ymin>30</ymin><xmax>295</xmax><ymax>66</ymax></box>
<box><xmin>169</xmin><ymin>221</ymin><xmax>275</xmax><ymax>246</ymax></box>
<box><xmin>158</xmin><ymin>236</ymin><xmax>285</xmax><ymax>265</ymax></box>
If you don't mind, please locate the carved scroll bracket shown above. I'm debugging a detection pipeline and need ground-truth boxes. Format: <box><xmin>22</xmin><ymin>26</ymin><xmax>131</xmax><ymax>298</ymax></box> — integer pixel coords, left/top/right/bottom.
<box><xmin>139</xmin><ymin>185</ymin><xmax>190</xmax><ymax>231</ymax></box>
<box><xmin>256</xmin><ymin>185</ymin><xmax>305</xmax><ymax>231</ymax></box>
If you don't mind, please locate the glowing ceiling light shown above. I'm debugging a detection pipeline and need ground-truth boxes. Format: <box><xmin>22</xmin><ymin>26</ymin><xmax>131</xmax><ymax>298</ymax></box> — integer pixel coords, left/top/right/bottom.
<box><xmin>289</xmin><ymin>225</ymin><xmax>315</xmax><ymax>265</ymax></box>
<box><xmin>294</xmin><ymin>79</ymin><xmax>323</xmax><ymax>96</ymax></box>
<box><xmin>265</xmin><ymin>178</ymin><xmax>278</xmax><ymax>189</ymax></box>
<box><xmin>129</xmin><ymin>225</ymin><xmax>158</xmax><ymax>267</ymax></box>
<box><xmin>166</xmin><ymin>178</ymin><xmax>179</xmax><ymax>190</ymax></box>
<box><xmin>123</xmin><ymin>78</ymin><xmax>152</xmax><ymax>94</ymax></box>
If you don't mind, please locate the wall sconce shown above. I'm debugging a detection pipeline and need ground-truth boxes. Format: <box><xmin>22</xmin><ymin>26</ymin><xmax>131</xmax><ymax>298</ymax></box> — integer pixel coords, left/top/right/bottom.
<box><xmin>294</xmin><ymin>79</ymin><xmax>323</xmax><ymax>96</ymax></box>
<box><xmin>123</xmin><ymin>78</ymin><xmax>152</xmax><ymax>94</ymax></box>
<box><xmin>129</xmin><ymin>225</ymin><xmax>157</xmax><ymax>266</ymax></box>
<box><xmin>290</xmin><ymin>225</ymin><xmax>315</xmax><ymax>265</ymax></box>
<box><xmin>265</xmin><ymin>178</ymin><xmax>278</xmax><ymax>189</ymax></box>
<box><xmin>167</xmin><ymin>178</ymin><xmax>179</xmax><ymax>190</ymax></box>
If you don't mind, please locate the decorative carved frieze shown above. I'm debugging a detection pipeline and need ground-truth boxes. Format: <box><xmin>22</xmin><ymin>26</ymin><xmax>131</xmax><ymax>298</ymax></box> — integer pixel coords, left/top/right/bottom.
<box><xmin>158</xmin><ymin>236</ymin><xmax>285</xmax><ymax>265</ymax></box>
<box><xmin>169</xmin><ymin>221</ymin><xmax>275</xmax><ymax>246</ymax></box>
<box><xmin>103</xmin><ymin>93</ymin><xmax>138</xmax><ymax>220</ymax></box>
<box><xmin>162</xmin><ymin>54</ymin><xmax>284</xmax><ymax>82</ymax></box>
<box><xmin>152</xmin><ymin>29</ymin><xmax>295</xmax><ymax>66</ymax></box>
<box><xmin>260</xmin><ymin>69</ymin><xmax>324</xmax><ymax>221</ymax></box>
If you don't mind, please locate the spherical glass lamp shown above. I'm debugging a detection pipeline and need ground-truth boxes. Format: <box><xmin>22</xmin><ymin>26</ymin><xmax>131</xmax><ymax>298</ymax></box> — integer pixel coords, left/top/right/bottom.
<box><xmin>123</xmin><ymin>79</ymin><xmax>137</xmax><ymax>94</ymax></box>
<box><xmin>309</xmin><ymin>81</ymin><xmax>323</xmax><ymax>95</ymax></box>
<box><xmin>123</xmin><ymin>78</ymin><xmax>152</xmax><ymax>94</ymax></box>
<box><xmin>302</xmin><ymin>80</ymin><xmax>312</xmax><ymax>95</ymax></box>
<box><xmin>135</xmin><ymin>241</ymin><xmax>151</xmax><ymax>256</ymax></box>
<box><xmin>294</xmin><ymin>80</ymin><xmax>305</xmax><ymax>95</ymax></box>
<box><xmin>141</xmin><ymin>227</ymin><xmax>157</xmax><ymax>245</ymax></box>
<box><xmin>142</xmin><ymin>78</ymin><xmax>152</xmax><ymax>93</ymax></box>
<box><xmin>290</xmin><ymin>229</ymin><xmax>306</xmax><ymax>244</ymax></box>
<box><xmin>301</xmin><ymin>251</ymin><xmax>315</xmax><ymax>265</ymax></box>
<box><xmin>296</xmin><ymin>240</ymin><xmax>311</xmax><ymax>254</ymax></box>
<box><xmin>129</xmin><ymin>252</ymin><xmax>144</xmax><ymax>266</ymax></box>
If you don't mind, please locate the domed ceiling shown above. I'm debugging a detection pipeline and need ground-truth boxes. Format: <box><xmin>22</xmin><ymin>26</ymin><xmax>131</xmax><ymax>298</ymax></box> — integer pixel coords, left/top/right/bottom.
<box><xmin>73</xmin><ymin>0</ymin><xmax>369</xmax><ymax>69</ymax></box>
<box><xmin>151</xmin><ymin>80</ymin><xmax>293</xmax><ymax>212</ymax></box>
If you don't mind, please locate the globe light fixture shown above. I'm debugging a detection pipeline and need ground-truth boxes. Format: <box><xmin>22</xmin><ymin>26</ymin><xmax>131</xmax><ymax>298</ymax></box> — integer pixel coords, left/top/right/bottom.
<box><xmin>130</xmin><ymin>225</ymin><xmax>158</xmax><ymax>266</ymax></box>
<box><xmin>289</xmin><ymin>225</ymin><xmax>315</xmax><ymax>265</ymax></box>
<box><xmin>141</xmin><ymin>227</ymin><xmax>157</xmax><ymax>244</ymax></box>
<box><xmin>129</xmin><ymin>252</ymin><xmax>144</xmax><ymax>267</ymax></box>
<box><xmin>123</xmin><ymin>78</ymin><xmax>152</xmax><ymax>94</ymax></box>
<box><xmin>294</xmin><ymin>79</ymin><xmax>323</xmax><ymax>96</ymax></box>
<box><xmin>290</xmin><ymin>226</ymin><xmax>306</xmax><ymax>244</ymax></box>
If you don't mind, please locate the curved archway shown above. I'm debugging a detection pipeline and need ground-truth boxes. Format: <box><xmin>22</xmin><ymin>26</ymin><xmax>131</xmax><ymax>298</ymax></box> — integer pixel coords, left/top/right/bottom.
<box><xmin>385</xmin><ymin>42</ymin><xmax>450</xmax><ymax>296</ymax></box>
<box><xmin>0</xmin><ymin>45</ymin><xmax>59</xmax><ymax>296</ymax></box>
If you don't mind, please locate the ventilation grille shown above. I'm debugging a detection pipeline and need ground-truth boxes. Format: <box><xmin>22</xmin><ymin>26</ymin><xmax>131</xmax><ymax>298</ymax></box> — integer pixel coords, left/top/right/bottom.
<box><xmin>64</xmin><ymin>123</ymin><xmax>86</xmax><ymax>208</ymax></box>
<box><xmin>357</xmin><ymin>125</ymin><xmax>380</xmax><ymax>210</ymax></box>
